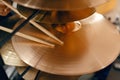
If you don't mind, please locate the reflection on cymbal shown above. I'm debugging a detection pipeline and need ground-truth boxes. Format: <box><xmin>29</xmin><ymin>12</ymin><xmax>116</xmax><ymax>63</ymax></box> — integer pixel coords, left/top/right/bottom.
<box><xmin>13</xmin><ymin>0</ymin><xmax>108</xmax><ymax>10</ymax></box>
<box><xmin>0</xmin><ymin>41</ymin><xmax>27</xmax><ymax>66</ymax></box>
<box><xmin>12</xmin><ymin>12</ymin><xmax>120</xmax><ymax>75</ymax></box>
<box><xmin>17</xmin><ymin>5</ymin><xmax>95</xmax><ymax>24</ymax></box>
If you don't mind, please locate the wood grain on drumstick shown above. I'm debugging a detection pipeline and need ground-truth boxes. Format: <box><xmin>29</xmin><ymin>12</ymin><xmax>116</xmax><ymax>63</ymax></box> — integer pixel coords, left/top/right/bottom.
<box><xmin>1</xmin><ymin>0</ymin><xmax>63</xmax><ymax>45</ymax></box>
<box><xmin>0</xmin><ymin>26</ymin><xmax>55</xmax><ymax>48</ymax></box>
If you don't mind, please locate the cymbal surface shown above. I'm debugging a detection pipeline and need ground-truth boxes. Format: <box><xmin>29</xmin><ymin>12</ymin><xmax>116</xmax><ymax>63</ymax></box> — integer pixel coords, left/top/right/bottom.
<box><xmin>12</xmin><ymin>13</ymin><xmax>120</xmax><ymax>75</ymax></box>
<box><xmin>0</xmin><ymin>41</ymin><xmax>27</xmax><ymax>66</ymax></box>
<box><xmin>13</xmin><ymin>0</ymin><xmax>108</xmax><ymax>10</ymax></box>
<box><xmin>17</xmin><ymin>5</ymin><xmax>95</xmax><ymax>24</ymax></box>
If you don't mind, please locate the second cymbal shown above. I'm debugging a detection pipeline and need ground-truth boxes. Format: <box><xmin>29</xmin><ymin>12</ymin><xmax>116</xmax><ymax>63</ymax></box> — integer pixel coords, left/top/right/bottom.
<box><xmin>13</xmin><ymin>0</ymin><xmax>108</xmax><ymax>10</ymax></box>
<box><xmin>17</xmin><ymin>5</ymin><xmax>95</xmax><ymax>24</ymax></box>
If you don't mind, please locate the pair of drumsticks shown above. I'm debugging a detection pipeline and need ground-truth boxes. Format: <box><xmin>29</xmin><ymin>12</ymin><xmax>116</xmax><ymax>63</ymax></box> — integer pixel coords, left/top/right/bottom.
<box><xmin>0</xmin><ymin>0</ymin><xmax>64</xmax><ymax>48</ymax></box>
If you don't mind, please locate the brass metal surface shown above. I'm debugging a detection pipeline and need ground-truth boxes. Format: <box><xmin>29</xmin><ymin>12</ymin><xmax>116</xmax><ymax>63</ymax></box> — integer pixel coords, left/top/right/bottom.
<box><xmin>17</xmin><ymin>5</ymin><xmax>95</xmax><ymax>24</ymax></box>
<box><xmin>0</xmin><ymin>41</ymin><xmax>27</xmax><ymax>66</ymax></box>
<box><xmin>13</xmin><ymin>0</ymin><xmax>108</xmax><ymax>10</ymax></box>
<box><xmin>12</xmin><ymin>13</ymin><xmax>120</xmax><ymax>75</ymax></box>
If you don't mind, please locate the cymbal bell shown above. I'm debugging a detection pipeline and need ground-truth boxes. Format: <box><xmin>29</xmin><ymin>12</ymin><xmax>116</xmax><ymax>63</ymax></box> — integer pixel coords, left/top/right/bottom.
<box><xmin>0</xmin><ymin>40</ymin><xmax>27</xmax><ymax>66</ymax></box>
<box><xmin>12</xmin><ymin>12</ymin><xmax>120</xmax><ymax>75</ymax></box>
<box><xmin>17</xmin><ymin>5</ymin><xmax>95</xmax><ymax>24</ymax></box>
<box><xmin>13</xmin><ymin>0</ymin><xmax>108</xmax><ymax>10</ymax></box>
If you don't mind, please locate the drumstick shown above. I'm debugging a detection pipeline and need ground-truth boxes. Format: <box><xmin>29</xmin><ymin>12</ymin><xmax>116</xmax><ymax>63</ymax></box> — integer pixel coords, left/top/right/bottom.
<box><xmin>1</xmin><ymin>0</ymin><xmax>63</xmax><ymax>45</ymax></box>
<box><xmin>0</xmin><ymin>26</ymin><xmax>55</xmax><ymax>48</ymax></box>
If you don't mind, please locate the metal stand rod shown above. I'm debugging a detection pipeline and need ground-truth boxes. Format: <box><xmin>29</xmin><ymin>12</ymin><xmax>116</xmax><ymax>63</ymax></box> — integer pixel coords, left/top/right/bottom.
<box><xmin>0</xmin><ymin>56</ymin><xmax>9</xmax><ymax>80</ymax></box>
<box><xmin>0</xmin><ymin>65</ymin><xmax>9</xmax><ymax>80</ymax></box>
<box><xmin>0</xmin><ymin>10</ymin><xmax>40</xmax><ymax>48</ymax></box>
<box><xmin>17</xmin><ymin>66</ymin><xmax>31</xmax><ymax>80</ymax></box>
<box><xmin>34</xmin><ymin>71</ymin><xmax>41</xmax><ymax>80</ymax></box>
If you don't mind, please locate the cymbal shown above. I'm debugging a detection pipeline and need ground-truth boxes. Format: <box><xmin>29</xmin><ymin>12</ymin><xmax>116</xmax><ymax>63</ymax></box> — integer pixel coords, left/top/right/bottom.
<box><xmin>96</xmin><ymin>0</ymin><xmax>117</xmax><ymax>14</ymax></box>
<box><xmin>12</xmin><ymin>12</ymin><xmax>120</xmax><ymax>75</ymax></box>
<box><xmin>13</xmin><ymin>0</ymin><xmax>108</xmax><ymax>10</ymax></box>
<box><xmin>17</xmin><ymin>5</ymin><xmax>95</xmax><ymax>24</ymax></box>
<box><xmin>0</xmin><ymin>40</ymin><xmax>27</xmax><ymax>66</ymax></box>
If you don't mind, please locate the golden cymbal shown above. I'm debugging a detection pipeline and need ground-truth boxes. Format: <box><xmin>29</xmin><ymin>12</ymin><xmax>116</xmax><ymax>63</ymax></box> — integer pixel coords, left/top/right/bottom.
<box><xmin>0</xmin><ymin>40</ymin><xmax>27</xmax><ymax>66</ymax></box>
<box><xmin>12</xmin><ymin>12</ymin><xmax>120</xmax><ymax>75</ymax></box>
<box><xmin>96</xmin><ymin>0</ymin><xmax>117</xmax><ymax>14</ymax></box>
<box><xmin>17</xmin><ymin>5</ymin><xmax>95</xmax><ymax>24</ymax></box>
<box><xmin>13</xmin><ymin>0</ymin><xmax>108</xmax><ymax>10</ymax></box>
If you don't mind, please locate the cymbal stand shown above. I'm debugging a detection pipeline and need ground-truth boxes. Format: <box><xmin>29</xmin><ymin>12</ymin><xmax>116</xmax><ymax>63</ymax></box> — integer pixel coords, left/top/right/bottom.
<box><xmin>34</xmin><ymin>71</ymin><xmax>41</xmax><ymax>80</ymax></box>
<box><xmin>17</xmin><ymin>66</ymin><xmax>31</xmax><ymax>80</ymax></box>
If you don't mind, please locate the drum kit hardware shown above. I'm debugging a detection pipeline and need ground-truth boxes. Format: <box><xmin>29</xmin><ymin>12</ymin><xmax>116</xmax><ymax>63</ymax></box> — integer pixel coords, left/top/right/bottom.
<box><xmin>0</xmin><ymin>0</ymin><xmax>120</xmax><ymax>80</ymax></box>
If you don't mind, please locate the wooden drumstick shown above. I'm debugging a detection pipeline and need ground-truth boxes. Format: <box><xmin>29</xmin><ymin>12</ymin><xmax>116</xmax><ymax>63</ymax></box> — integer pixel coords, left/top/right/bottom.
<box><xmin>1</xmin><ymin>0</ymin><xmax>63</xmax><ymax>45</ymax></box>
<box><xmin>0</xmin><ymin>26</ymin><xmax>55</xmax><ymax>48</ymax></box>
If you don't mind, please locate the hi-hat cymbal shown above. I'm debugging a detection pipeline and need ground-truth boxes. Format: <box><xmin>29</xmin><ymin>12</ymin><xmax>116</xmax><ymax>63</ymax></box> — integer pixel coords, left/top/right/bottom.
<box><xmin>12</xmin><ymin>12</ymin><xmax>120</xmax><ymax>75</ymax></box>
<box><xmin>0</xmin><ymin>41</ymin><xmax>27</xmax><ymax>66</ymax></box>
<box><xmin>17</xmin><ymin>5</ymin><xmax>95</xmax><ymax>24</ymax></box>
<box><xmin>13</xmin><ymin>0</ymin><xmax>108</xmax><ymax>10</ymax></box>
